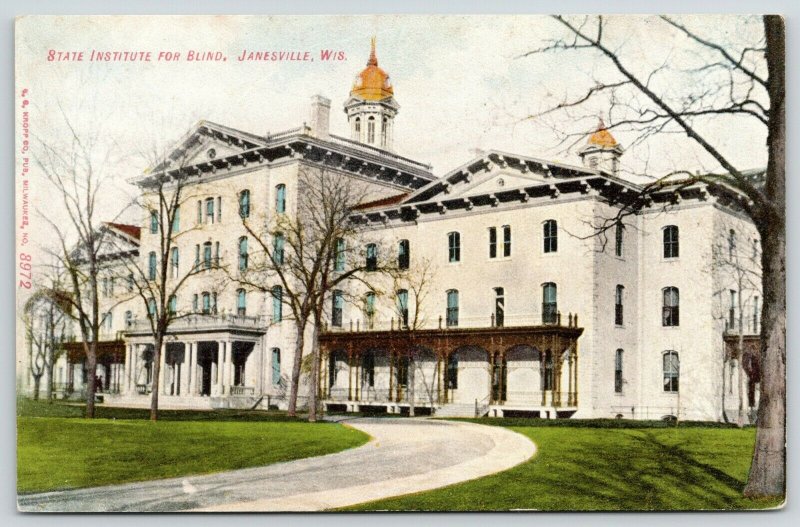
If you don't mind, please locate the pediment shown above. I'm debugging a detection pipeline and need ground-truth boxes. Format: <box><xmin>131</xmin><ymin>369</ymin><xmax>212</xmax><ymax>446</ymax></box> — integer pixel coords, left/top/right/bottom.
<box><xmin>452</xmin><ymin>170</ymin><xmax>551</xmax><ymax>199</ymax></box>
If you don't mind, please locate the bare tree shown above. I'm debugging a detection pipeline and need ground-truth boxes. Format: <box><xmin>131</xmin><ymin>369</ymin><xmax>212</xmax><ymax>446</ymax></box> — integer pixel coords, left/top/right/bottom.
<box><xmin>236</xmin><ymin>165</ymin><xmax>391</xmax><ymax>419</ymax></box>
<box><xmin>526</xmin><ymin>15</ymin><xmax>784</xmax><ymax>497</ymax></box>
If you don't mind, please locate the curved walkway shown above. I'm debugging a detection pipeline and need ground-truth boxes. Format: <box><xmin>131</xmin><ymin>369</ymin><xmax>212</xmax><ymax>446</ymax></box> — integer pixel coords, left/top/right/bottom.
<box><xmin>18</xmin><ymin>418</ymin><xmax>536</xmax><ymax>512</ymax></box>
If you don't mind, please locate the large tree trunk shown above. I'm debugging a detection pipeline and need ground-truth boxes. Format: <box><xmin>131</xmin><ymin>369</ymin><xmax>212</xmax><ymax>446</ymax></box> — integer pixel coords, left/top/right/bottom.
<box><xmin>45</xmin><ymin>341</ymin><xmax>55</xmax><ymax>403</ymax></box>
<box><xmin>85</xmin><ymin>342</ymin><xmax>97</xmax><ymax>418</ymax></box>
<box><xmin>150</xmin><ymin>335</ymin><xmax>163</xmax><ymax>421</ymax></box>
<box><xmin>744</xmin><ymin>15</ymin><xmax>785</xmax><ymax>499</ymax></box>
<box><xmin>32</xmin><ymin>376</ymin><xmax>41</xmax><ymax>401</ymax></box>
<box><xmin>287</xmin><ymin>321</ymin><xmax>306</xmax><ymax>417</ymax></box>
<box><xmin>307</xmin><ymin>316</ymin><xmax>321</xmax><ymax>422</ymax></box>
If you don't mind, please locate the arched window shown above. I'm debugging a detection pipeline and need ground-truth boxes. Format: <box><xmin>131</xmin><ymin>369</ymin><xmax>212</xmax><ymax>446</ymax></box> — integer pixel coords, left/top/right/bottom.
<box><xmin>334</xmin><ymin>238</ymin><xmax>346</xmax><ymax>272</ymax></box>
<box><xmin>275</xmin><ymin>184</ymin><xmax>286</xmax><ymax>213</ymax></box>
<box><xmin>446</xmin><ymin>289</ymin><xmax>459</xmax><ymax>327</ymax></box>
<box><xmin>662</xmin><ymin>287</ymin><xmax>679</xmax><ymax>326</ymax></box>
<box><xmin>663</xmin><ymin>225</ymin><xmax>679</xmax><ymax>258</ymax></box>
<box><xmin>365</xmin><ymin>243</ymin><xmax>377</xmax><ymax>271</ymax></box>
<box><xmin>271</xmin><ymin>348</ymin><xmax>281</xmax><ymax>385</ymax></box>
<box><xmin>503</xmin><ymin>225</ymin><xmax>511</xmax><ymax>257</ymax></box>
<box><xmin>272</xmin><ymin>233</ymin><xmax>284</xmax><ymax>266</ymax></box>
<box><xmin>272</xmin><ymin>286</ymin><xmax>283</xmax><ymax>322</ymax></box>
<box><xmin>205</xmin><ymin>197</ymin><xmax>215</xmax><ymax>224</ymax></box>
<box><xmin>396</xmin><ymin>289</ymin><xmax>409</xmax><ymax>327</ymax></box>
<box><xmin>367</xmin><ymin>116</ymin><xmax>375</xmax><ymax>143</ymax></box>
<box><xmin>168</xmin><ymin>295</ymin><xmax>177</xmax><ymax>315</ymax></box>
<box><xmin>729</xmin><ymin>229</ymin><xmax>737</xmax><ymax>259</ymax></box>
<box><xmin>445</xmin><ymin>354</ymin><xmax>458</xmax><ymax>389</ymax></box>
<box><xmin>398</xmin><ymin>239</ymin><xmax>410</xmax><ymax>270</ymax></box>
<box><xmin>543</xmin><ymin>220</ymin><xmax>558</xmax><ymax>253</ymax></box>
<box><xmin>364</xmin><ymin>292</ymin><xmax>376</xmax><ymax>329</ymax></box>
<box><xmin>542</xmin><ymin>282</ymin><xmax>557</xmax><ymax>324</ymax></box>
<box><xmin>381</xmin><ymin>116</ymin><xmax>388</xmax><ymax>147</ymax></box>
<box><xmin>203</xmin><ymin>242</ymin><xmax>212</xmax><ymax>270</ymax></box>
<box><xmin>196</xmin><ymin>200</ymin><xmax>202</xmax><ymax>224</ymax></box>
<box><xmin>239</xmin><ymin>237</ymin><xmax>249</xmax><ymax>271</ymax></box>
<box><xmin>615</xmin><ymin>222</ymin><xmax>624</xmax><ymax>257</ymax></box>
<box><xmin>171</xmin><ymin>247</ymin><xmax>179</xmax><ymax>279</ymax></box>
<box><xmin>488</xmin><ymin>227</ymin><xmax>497</xmax><ymax>258</ymax></box>
<box><xmin>172</xmin><ymin>206</ymin><xmax>180</xmax><ymax>233</ymax></box>
<box><xmin>201</xmin><ymin>292</ymin><xmax>211</xmax><ymax>314</ymax></box>
<box><xmin>353</xmin><ymin>117</ymin><xmax>361</xmax><ymax>140</ymax></box>
<box><xmin>615</xmin><ymin>349</ymin><xmax>624</xmax><ymax>393</ymax></box>
<box><xmin>125</xmin><ymin>310</ymin><xmax>132</xmax><ymax>328</ymax></box>
<box><xmin>448</xmin><ymin>232</ymin><xmax>461</xmax><ymax>262</ymax></box>
<box><xmin>361</xmin><ymin>351</ymin><xmax>375</xmax><ymax>387</ymax></box>
<box><xmin>663</xmin><ymin>351</ymin><xmax>679</xmax><ymax>392</ymax></box>
<box><xmin>331</xmin><ymin>290</ymin><xmax>344</xmax><ymax>327</ymax></box>
<box><xmin>212</xmin><ymin>292</ymin><xmax>218</xmax><ymax>314</ymax></box>
<box><xmin>148</xmin><ymin>299</ymin><xmax>156</xmax><ymax>318</ymax></box>
<box><xmin>148</xmin><ymin>252</ymin><xmax>157</xmax><ymax>280</ymax></box>
<box><xmin>239</xmin><ymin>189</ymin><xmax>250</xmax><ymax>218</ymax></box>
<box><xmin>150</xmin><ymin>211</ymin><xmax>158</xmax><ymax>234</ymax></box>
<box><xmin>237</xmin><ymin>289</ymin><xmax>247</xmax><ymax>316</ymax></box>
<box><xmin>615</xmin><ymin>285</ymin><xmax>624</xmax><ymax>326</ymax></box>
<box><xmin>192</xmin><ymin>294</ymin><xmax>198</xmax><ymax>312</ymax></box>
<box><xmin>494</xmin><ymin>287</ymin><xmax>505</xmax><ymax>327</ymax></box>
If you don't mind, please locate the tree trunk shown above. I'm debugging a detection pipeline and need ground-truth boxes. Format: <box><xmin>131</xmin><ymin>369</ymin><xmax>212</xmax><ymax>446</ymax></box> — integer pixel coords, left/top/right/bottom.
<box><xmin>744</xmin><ymin>15</ymin><xmax>785</xmax><ymax>499</ymax></box>
<box><xmin>45</xmin><ymin>343</ymin><xmax>55</xmax><ymax>403</ymax></box>
<box><xmin>150</xmin><ymin>335</ymin><xmax>163</xmax><ymax>421</ymax></box>
<box><xmin>307</xmin><ymin>317</ymin><xmax>321</xmax><ymax>422</ymax></box>
<box><xmin>721</xmin><ymin>356</ymin><xmax>729</xmax><ymax>424</ymax></box>
<box><xmin>85</xmin><ymin>343</ymin><xmax>97</xmax><ymax>418</ymax></box>
<box><xmin>737</xmin><ymin>297</ymin><xmax>746</xmax><ymax>428</ymax></box>
<box><xmin>408</xmin><ymin>356</ymin><xmax>415</xmax><ymax>417</ymax></box>
<box><xmin>287</xmin><ymin>321</ymin><xmax>306</xmax><ymax>417</ymax></box>
<box><xmin>32</xmin><ymin>376</ymin><xmax>41</xmax><ymax>401</ymax></box>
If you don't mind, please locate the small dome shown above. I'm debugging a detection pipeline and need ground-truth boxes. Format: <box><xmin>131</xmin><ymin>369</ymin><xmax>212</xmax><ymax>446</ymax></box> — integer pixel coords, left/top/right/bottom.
<box><xmin>351</xmin><ymin>37</ymin><xmax>394</xmax><ymax>101</ymax></box>
<box><xmin>587</xmin><ymin>119</ymin><xmax>619</xmax><ymax>147</ymax></box>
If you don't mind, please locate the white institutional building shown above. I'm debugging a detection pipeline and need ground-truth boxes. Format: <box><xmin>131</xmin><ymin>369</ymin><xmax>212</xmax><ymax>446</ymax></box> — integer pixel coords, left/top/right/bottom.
<box><xmin>21</xmin><ymin>40</ymin><xmax>763</xmax><ymax>422</ymax></box>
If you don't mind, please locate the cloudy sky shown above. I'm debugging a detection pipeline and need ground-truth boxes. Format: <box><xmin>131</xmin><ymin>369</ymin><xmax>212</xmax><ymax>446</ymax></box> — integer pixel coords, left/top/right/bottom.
<box><xmin>16</xmin><ymin>14</ymin><xmax>767</xmax><ymax>229</ymax></box>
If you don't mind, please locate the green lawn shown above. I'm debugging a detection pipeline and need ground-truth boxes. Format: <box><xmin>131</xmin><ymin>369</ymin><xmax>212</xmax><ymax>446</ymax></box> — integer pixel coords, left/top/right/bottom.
<box><xmin>345</xmin><ymin>419</ymin><xmax>784</xmax><ymax>511</ymax></box>
<box><xmin>17</xmin><ymin>401</ymin><xmax>369</xmax><ymax>494</ymax></box>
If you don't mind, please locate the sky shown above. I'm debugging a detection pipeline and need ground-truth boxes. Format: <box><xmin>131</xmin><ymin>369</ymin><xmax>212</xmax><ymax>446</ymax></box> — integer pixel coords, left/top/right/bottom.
<box><xmin>15</xmin><ymin>14</ymin><xmax>768</xmax><ymax>243</ymax></box>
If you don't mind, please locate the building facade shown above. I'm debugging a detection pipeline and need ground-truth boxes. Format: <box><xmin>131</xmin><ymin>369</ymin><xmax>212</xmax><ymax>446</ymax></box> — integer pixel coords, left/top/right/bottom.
<box><xmin>25</xmin><ymin>40</ymin><xmax>762</xmax><ymax>421</ymax></box>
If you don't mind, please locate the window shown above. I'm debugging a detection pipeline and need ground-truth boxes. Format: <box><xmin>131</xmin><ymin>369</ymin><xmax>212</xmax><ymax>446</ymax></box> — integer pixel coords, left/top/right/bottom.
<box><xmin>148</xmin><ymin>298</ymin><xmax>156</xmax><ymax>318</ymax></box>
<box><xmin>615</xmin><ymin>285</ymin><xmax>624</xmax><ymax>326</ymax></box>
<box><xmin>396</xmin><ymin>289</ymin><xmax>409</xmax><ymax>328</ymax></box>
<box><xmin>150</xmin><ymin>211</ymin><xmax>158</xmax><ymax>234</ymax></box>
<box><xmin>125</xmin><ymin>310</ymin><xmax>132</xmax><ymax>328</ymax></box>
<box><xmin>446</xmin><ymin>289</ymin><xmax>459</xmax><ymax>327</ymax></box>
<box><xmin>104</xmin><ymin>311</ymin><xmax>113</xmax><ymax>330</ymax></box>
<box><xmin>148</xmin><ymin>252</ymin><xmax>157</xmax><ymax>280</ymax></box>
<box><xmin>192</xmin><ymin>294</ymin><xmax>198</xmax><ymax>312</ymax></box>
<box><xmin>489</xmin><ymin>227</ymin><xmax>497</xmax><ymax>258</ymax></box>
<box><xmin>398</xmin><ymin>239</ymin><xmax>410</xmax><ymax>270</ymax></box>
<box><xmin>362</xmin><ymin>351</ymin><xmax>375</xmax><ymax>387</ymax></box>
<box><xmin>239</xmin><ymin>237</ymin><xmax>249</xmax><ymax>271</ymax></box>
<box><xmin>275</xmin><ymin>184</ymin><xmax>286</xmax><ymax>213</ymax></box>
<box><xmin>332</xmin><ymin>290</ymin><xmax>344</xmax><ymax>327</ymax></box>
<box><xmin>381</xmin><ymin>116</ymin><xmax>388</xmax><ymax>147</ymax></box>
<box><xmin>445</xmin><ymin>354</ymin><xmax>458</xmax><ymax>389</ymax></box>
<box><xmin>335</xmin><ymin>238</ymin><xmax>346</xmax><ymax>272</ymax></box>
<box><xmin>205</xmin><ymin>198</ymin><xmax>215</xmax><ymax>224</ymax></box>
<box><xmin>203</xmin><ymin>242</ymin><xmax>212</xmax><ymax>270</ymax></box>
<box><xmin>212</xmin><ymin>292</ymin><xmax>218</xmax><ymax>314</ymax></box>
<box><xmin>239</xmin><ymin>189</ymin><xmax>250</xmax><ymax>219</ymax></box>
<box><xmin>663</xmin><ymin>351</ymin><xmax>679</xmax><ymax>392</ymax></box>
<box><xmin>543</xmin><ymin>220</ymin><xmax>558</xmax><ymax>253</ymax></box>
<box><xmin>102</xmin><ymin>277</ymin><xmax>109</xmax><ymax>297</ymax></box>
<box><xmin>364</xmin><ymin>292</ymin><xmax>376</xmax><ymax>329</ymax></box>
<box><xmin>615</xmin><ymin>349</ymin><xmax>624</xmax><ymax>393</ymax></box>
<box><xmin>215</xmin><ymin>241</ymin><xmax>220</xmax><ymax>266</ymax></box>
<box><xmin>194</xmin><ymin>244</ymin><xmax>200</xmax><ymax>269</ymax></box>
<box><xmin>448</xmin><ymin>232</ymin><xmax>461</xmax><ymax>262</ymax></box>
<box><xmin>544</xmin><ymin>351</ymin><xmax>554</xmax><ymax>390</ymax></box>
<box><xmin>197</xmin><ymin>200</ymin><xmax>202</xmax><ymax>224</ymax></box>
<box><xmin>237</xmin><ymin>289</ymin><xmax>246</xmax><ymax>316</ymax></box>
<box><xmin>367</xmin><ymin>116</ymin><xmax>375</xmax><ymax>143</ymax></box>
<box><xmin>494</xmin><ymin>287</ymin><xmax>505</xmax><ymax>327</ymax></box>
<box><xmin>615</xmin><ymin>222</ymin><xmax>624</xmax><ymax>257</ymax></box>
<box><xmin>542</xmin><ymin>282</ymin><xmax>557</xmax><ymax>324</ymax></box>
<box><xmin>171</xmin><ymin>247</ymin><xmax>179</xmax><ymax>279</ymax></box>
<box><xmin>271</xmin><ymin>348</ymin><xmax>281</xmax><ymax>385</ymax></box>
<box><xmin>272</xmin><ymin>286</ymin><xmax>283</xmax><ymax>322</ymax></box>
<box><xmin>127</xmin><ymin>273</ymin><xmax>134</xmax><ymax>292</ymax></box>
<box><xmin>663</xmin><ymin>225</ymin><xmax>679</xmax><ymax>258</ymax></box>
<box><xmin>168</xmin><ymin>295</ymin><xmax>177</xmax><ymax>315</ymax></box>
<box><xmin>662</xmin><ymin>287</ymin><xmax>679</xmax><ymax>326</ymax></box>
<box><xmin>202</xmin><ymin>292</ymin><xmax>211</xmax><ymax>314</ymax></box>
<box><xmin>396</xmin><ymin>356</ymin><xmax>409</xmax><ymax>387</ymax></box>
<box><xmin>216</xmin><ymin>197</ymin><xmax>222</xmax><ymax>222</ymax></box>
<box><xmin>272</xmin><ymin>233</ymin><xmax>284</xmax><ymax>266</ymax></box>
<box><xmin>353</xmin><ymin>117</ymin><xmax>361</xmax><ymax>139</ymax></box>
<box><xmin>729</xmin><ymin>229</ymin><xmax>737</xmax><ymax>260</ymax></box>
<box><xmin>729</xmin><ymin>289</ymin><xmax>737</xmax><ymax>330</ymax></box>
<box><xmin>752</xmin><ymin>239</ymin><xmax>759</xmax><ymax>261</ymax></box>
<box><xmin>366</xmin><ymin>243</ymin><xmax>377</xmax><ymax>271</ymax></box>
<box><xmin>503</xmin><ymin>225</ymin><xmax>511</xmax><ymax>257</ymax></box>
<box><xmin>172</xmin><ymin>205</ymin><xmax>180</xmax><ymax>233</ymax></box>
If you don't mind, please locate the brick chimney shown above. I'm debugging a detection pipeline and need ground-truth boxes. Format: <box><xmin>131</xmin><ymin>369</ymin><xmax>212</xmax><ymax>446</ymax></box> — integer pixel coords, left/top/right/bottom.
<box><xmin>309</xmin><ymin>95</ymin><xmax>331</xmax><ymax>139</ymax></box>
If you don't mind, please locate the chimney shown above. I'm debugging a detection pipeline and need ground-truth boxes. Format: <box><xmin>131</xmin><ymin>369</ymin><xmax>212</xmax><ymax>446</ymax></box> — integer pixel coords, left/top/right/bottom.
<box><xmin>309</xmin><ymin>95</ymin><xmax>331</xmax><ymax>139</ymax></box>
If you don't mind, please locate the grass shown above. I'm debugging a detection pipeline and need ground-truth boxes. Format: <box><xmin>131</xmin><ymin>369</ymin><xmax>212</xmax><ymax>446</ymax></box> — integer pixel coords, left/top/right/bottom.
<box><xmin>344</xmin><ymin>418</ymin><xmax>784</xmax><ymax>511</ymax></box>
<box><xmin>17</xmin><ymin>400</ymin><xmax>369</xmax><ymax>494</ymax></box>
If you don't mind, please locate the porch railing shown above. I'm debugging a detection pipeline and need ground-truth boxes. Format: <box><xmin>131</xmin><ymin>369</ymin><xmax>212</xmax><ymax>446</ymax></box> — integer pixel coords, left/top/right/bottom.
<box><xmin>325</xmin><ymin>311</ymin><xmax>579</xmax><ymax>333</ymax></box>
<box><xmin>229</xmin><ymin>385</ymin><xmax>255</xmax><ymax>396</ymax></box>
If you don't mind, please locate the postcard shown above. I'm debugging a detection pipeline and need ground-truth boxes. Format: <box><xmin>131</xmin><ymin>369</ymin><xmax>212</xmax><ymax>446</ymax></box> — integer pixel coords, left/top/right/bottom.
<box><xmin>14</xmin><ymin>14</ymin><xmax>786</xmax><ymax>512</ymax></box>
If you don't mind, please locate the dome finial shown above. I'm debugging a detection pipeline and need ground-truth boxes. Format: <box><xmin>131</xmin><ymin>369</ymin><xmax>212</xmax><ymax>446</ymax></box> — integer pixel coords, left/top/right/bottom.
<box><xmin>368</xmin><ymin>36</ymin><xmax>378</xmax><ymax>66</ymax></box>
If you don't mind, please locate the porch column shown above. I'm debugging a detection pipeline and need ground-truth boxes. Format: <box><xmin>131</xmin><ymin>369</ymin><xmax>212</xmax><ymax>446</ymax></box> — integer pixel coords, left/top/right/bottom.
<box><xmin>123</xmin><ymin>345</ymin><xmax>132</xmax><ymax>394</ymax></box>
<box><xmin>347</xmin><ymin>352</ymin><xmax>353</xmax><ymax>401</ymax></box>
<box><xmin>180</xmin><ymin>343</ymin><xmax>191</xmax><ymax>396</ymax></box>
<box><xmin>225</xmin><ymin>340</ymin><xmax>234</xmax><ymax>393</ymax></box>
<box><xmin>214</xmin><ymin>342</ymin><xmax>223</xmax><ymax>396</ymax></box>
<box><xmin>388</xmin><ymin>353</ymin><xmax>394</xmax><ymax>402</ymax></box>
<box><xmin>159</xmin><ymin>342</ymin><xmax>168</xmax><ymax>395</ymax></box>
<box><xmin>567</xmin><ymin>349</ymin><xmax>574</xmax><ymax>406</ymax></box>
<box><xmin>573</xmin><ymin>341</ymin><xmax>579</xmax><ymax>406</ymax></box>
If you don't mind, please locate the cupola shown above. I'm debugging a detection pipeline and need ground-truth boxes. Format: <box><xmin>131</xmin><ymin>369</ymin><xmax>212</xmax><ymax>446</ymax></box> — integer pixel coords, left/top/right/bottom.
<box><xmin>579</xmin><ymin>119</ymin><xmax>624</xmax><ymax>175</ymax></box>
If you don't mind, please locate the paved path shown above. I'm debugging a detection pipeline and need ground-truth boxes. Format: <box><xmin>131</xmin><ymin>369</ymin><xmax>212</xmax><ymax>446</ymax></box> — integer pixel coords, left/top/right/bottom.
<box><xmin>18</xmin><ymin>418</ymin><xmax>536</xmax><ymax>512</ymax></box>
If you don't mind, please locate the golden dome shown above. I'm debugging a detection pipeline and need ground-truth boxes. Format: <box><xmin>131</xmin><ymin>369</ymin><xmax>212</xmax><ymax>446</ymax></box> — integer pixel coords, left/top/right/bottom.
<box><xmin>351</xmin><ymin>37</ymin><xmax>394</xmax><ymax>101</ymax></box>
<box><xmin>587</xmin><ymin>119</ymin><xmax>619</xmax><ymax>147</ymax></box>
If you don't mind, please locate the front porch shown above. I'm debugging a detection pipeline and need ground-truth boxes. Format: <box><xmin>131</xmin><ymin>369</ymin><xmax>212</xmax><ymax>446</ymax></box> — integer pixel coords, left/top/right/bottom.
<box><xmin>319</xmin><ymin>314</ymin><xmax>583</xmax><ymax>418</ymax></box>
